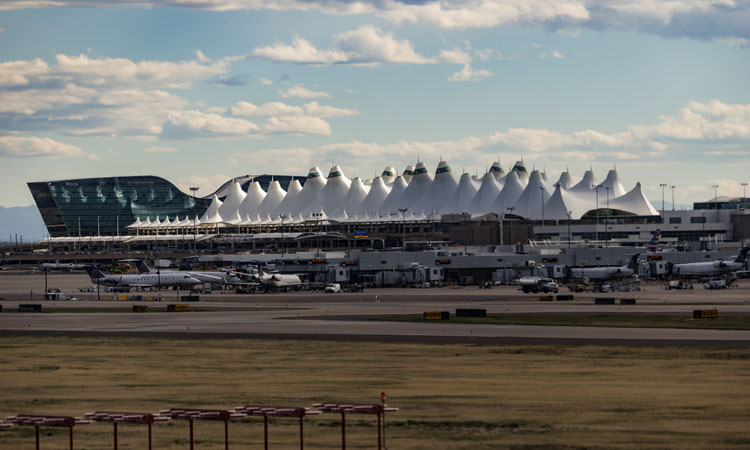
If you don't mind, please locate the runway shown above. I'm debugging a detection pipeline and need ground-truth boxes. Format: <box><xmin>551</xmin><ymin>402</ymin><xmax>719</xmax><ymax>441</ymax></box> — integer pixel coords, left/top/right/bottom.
<box><xmin>1</xmin><ymin>273</ymin><xmax>750</xmax><ymax>346</ymax></box>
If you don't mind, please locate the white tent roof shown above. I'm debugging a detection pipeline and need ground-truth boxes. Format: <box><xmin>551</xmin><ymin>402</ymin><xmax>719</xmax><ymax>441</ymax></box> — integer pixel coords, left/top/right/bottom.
<box><xmin>609</xmin><ymin>182</ymin><xmax>659</xmax><ymax>216</ymax></box>
<box><xmin>511</xmin><ymin>160</ymin><xmax>530</xmax><ymax>185</ymax></box>
<box><xmin>126</xmin><ymin>217</ymin><xmax>142</xmax><ymax>228</ymax></box>
<box><xmin>413</xmin><ymin>160</ymin><xmax>457</xmax><ymax>214</ymax></box>
<box><xmin>513</xmin><ymin>170</ymin><xmax>553</xmax><ymax>220</ymax></box>
<box><xmin>272</xmin><ymin>179</ymin><xmax>300</xmax><ymax>217</ymax></box>
<box><xmin>199</xmin><ymin>194</ymin><xmax>224</xmax><ymax>224</ymax></box>
<box><xmin>491</xmin><ymin>171</ymin><xmax>525</xmax><ymax>215</ymax></box>
<box><xmin>223</xmin><ymin>208</ymin><xmax>243</xmax><ymax>225</ymax></box>
<box><xmin>378</xmin><ymin>175</ymin><xmax>409</xmax><ymax>214</ymax></box>
<box><xmin>401</xmin><ymin>165</ymin><xmax>414</xmax><ymax>183</ymax></box>
<box><xmin>218</xmin><ymin>180</ymin><xmax>246</xmax><ymax>219</ymax></box>
<box><xmin>441</xmin><ymin>172</ymin><xmax>479</xmax><ymax>214</ymax></box>
<box><xmin>468</xmin><ymin>172</ymin><xmax>502</xmax><ymax>213</ymax></box>
<box><xmin>400</xmin><ymin>161</ymin><xmax>433</xmax><ymax>211</ymax></box>
<box><xmin>357</xmin><ymin>176</ymin><xmax>391</xmax><ymax>216</ymax></box>
<box><xmin>489</xmin><ymin>161</ymin><xmax>505</xmax><ymax>178</ymax></box>
<box><xmin>290</xmin><ymin>167</ymin><xmax>326</xmax><ymax>216</ymax></box>
<box><xmin>571</xmin><ymin>168</ymin><xmax>598</xmax><ymax>194</ymax></box>
<box><xmin>600</xmin><ymin>169</ymin><xmax>627</xmax><ymax>198</ymax></box>
<box><xmin>556</xmin><ymin>171</ymin><xmax>575</xmax><ymax>189</ymax></box>
<box><xmin>381</xmin><ymin>165</ymin><xmax>396</xmax><ymax>184</ymax></box>
<box><xmin>239</xmin><ymin>181</ymin><xmax>267</xmax><ymax>218</ymax></box>
<box><xmin>341</xmin><ymin>177</ymin><xmax>369</xmax><ymax>214</ymax></box>
<box><xmin>544</xmin><ymin>185</ymin><xmax>592</xmax><ymax>220</ymax></box>
<box><xmin>317</xmin><ymin>165</ymin><xmax>351</xmax><ymax>215</ymax></box>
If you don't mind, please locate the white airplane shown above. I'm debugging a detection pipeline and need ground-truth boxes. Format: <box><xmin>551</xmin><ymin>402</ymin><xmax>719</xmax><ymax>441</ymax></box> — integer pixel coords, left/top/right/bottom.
<box><xmin>134</xmin><ymin>260</ymin><xmax>233</xmax><ymax>285</ymax></box>
<box><xmin>83</xmin><ymin>265</ymin><xmax>201</xmax><ymax>289</ymax></box>
<box><xmin>671</xmin><ymin>247</ymin><xmax>749</xmax><ymax>278</ymax></box>
<box><xmin>569</xmin><ymin>254</ymin><xmax>640</xmax><ymax>281</ymax></box>
<box><xmin>252</xmin><ymin>263</ymin><xmax>303</xmax><ymax>289</ymax></box>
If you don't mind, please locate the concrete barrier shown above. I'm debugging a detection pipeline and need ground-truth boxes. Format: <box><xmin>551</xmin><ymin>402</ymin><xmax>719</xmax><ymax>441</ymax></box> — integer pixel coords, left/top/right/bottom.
<box><xmin>132</xmin><ymin>305</ymin><xmax>148</xmax><ymax>312</ymax></box>
<box><xmin>556</xmin><ymin>295</ymin><xmax>574</xmax><ymax>301</ymax></box>
<box><xmin>456</xmin><ymin>308</ymin><xmax>487</xmax><ymax>318</ymax></box>
<box><xmin>539</xmin><ymin>295</ymin><xmax>553</xmax><ymax>301</ymax></box>
<box><xmin>594</xmin><ymin>298</ymin><xmax>616</xmax><ymax>305</ymax></box>
<box><xmin>620</xmin><ymin>298</ymin><xmax>636</xmax><ymax>305</ymax></box>
<box><xmin>180</xmin><ymin>295</ymin><xmax>200</xmax><ymax>302</ymax></box>
<box><xmin>19</xmin><ymin>304</ymin><xmax>42</xmax><ymax>312</ymax></box>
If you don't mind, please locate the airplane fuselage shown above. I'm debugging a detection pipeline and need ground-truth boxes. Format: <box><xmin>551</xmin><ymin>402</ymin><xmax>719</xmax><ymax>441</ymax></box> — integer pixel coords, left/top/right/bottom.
<box><xmin>672</xmin><ymin>261</ymin><xmax>744</xmax><ymax>278</ymax></box>
<box><xmin>92</xmin><ymin>272</ymin><xmax>201</xmax><ymax>287</ymax></box>
<box><xmin>570</xmin><ymin>266</ymin><xmax>634</xmax><ymax>281</ymax></box>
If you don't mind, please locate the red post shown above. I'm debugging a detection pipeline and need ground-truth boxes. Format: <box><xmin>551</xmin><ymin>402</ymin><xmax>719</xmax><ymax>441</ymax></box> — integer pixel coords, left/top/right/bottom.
<box><xmin>264</xmin><ymin>415</ymin><xmax>268</xmax><ymax>450</ymax></box>
<box><xmin>299</xmin><ymin>415</ymin><xmax>304</xmax><ymax>450</ymax></box>
<box><xmin>377</xmin><ymin>412</ymin><xmax>382</xmax><ymax>450</ymax></box>
<box><xmin>35</xmin><ymin>425</ymin><xmax>40</xmax><ymax>450</ymax></box>
<box><xmin>341</xmin><ymin>412</ymin><xmax>346</xmax><ymax>450</ymax></box>
<box><xmin>114</xmin><ymin>422</ymin><xmax>118</xmax><ymax>450</ymax></box>
<box><xmin>148</xmin><ymin>422</ymin><xmax>152</xmax><ymax>450</ymax></box>
<box><xmin>224</xmin><ymin>419</ymin><xmax>229</xmax><ymax>450</ymax></box>
<box><xmin>189</xmin><ymin>418</ymin><xmax>194</xmax><ymax>450</ymax></box>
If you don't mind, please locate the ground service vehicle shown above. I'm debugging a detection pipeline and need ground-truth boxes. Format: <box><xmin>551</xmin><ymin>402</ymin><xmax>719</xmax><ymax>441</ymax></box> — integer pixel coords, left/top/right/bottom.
<box><xmin>518</xmin><ymin>277</ymin><xmax>559</xmax><ymax>294</ymax></box>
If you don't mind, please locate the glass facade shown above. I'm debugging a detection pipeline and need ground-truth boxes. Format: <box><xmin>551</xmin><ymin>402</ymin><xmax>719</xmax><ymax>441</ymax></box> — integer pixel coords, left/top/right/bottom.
<box><xmin>29</xmin><ymin>176</ymin><xmax>210</xmax><ymax>237</ymax></box>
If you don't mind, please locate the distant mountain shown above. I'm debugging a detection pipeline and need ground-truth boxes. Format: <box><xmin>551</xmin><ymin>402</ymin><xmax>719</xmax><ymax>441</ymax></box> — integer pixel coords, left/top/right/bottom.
<box><xmin>0</xmin><ymin>205</ymin><xmax>47</xmax><ymax>243</ymax></box>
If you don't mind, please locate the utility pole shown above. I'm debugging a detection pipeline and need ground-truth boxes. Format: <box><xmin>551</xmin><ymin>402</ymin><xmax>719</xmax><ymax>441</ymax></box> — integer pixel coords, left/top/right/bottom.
<box><xmin>660</xmin><ymin>183</ymin><xmax>667</xmax><ymax>216</ymax></box>
<box><xmin>567</xmin><ymin>210</ymin><xmax>572</xmax><ymax>249</ymax></box>
<box><xmin>539</xmin><ymin>185</ymin><xmax>545</xmax><ymax>224</ymax></box>
<box><xmin>593</xmin><ymin>185</ymin><xmax>601</xmax><ymax>243</ymax></box>
<box><xmin>671</xmin><ymin>185</ymin><xmax>675</xmax><ymax>211</ymax></box>
<box><xmin>604</xmin><ymin>186</ymin><xmax>610</xmax><ymax>247</ymax></box>
<box><xmin>190</xmin><ymin>187</ymin><xmax>199</xmax><ymax>254</ymax></box>
<box><xmin>712</xmin><ymin>184</ymin><xmax>719</xmax><ymax>201</ymax></box>
<box><xmin>506</xmin><ymin>206</ymin><xmax>515</xmax><ymax>250</ymax></box>
<box><xmin>399</xmin><ymin>208</ymin><xmax>407</xmax><ymax>252</ymax></box>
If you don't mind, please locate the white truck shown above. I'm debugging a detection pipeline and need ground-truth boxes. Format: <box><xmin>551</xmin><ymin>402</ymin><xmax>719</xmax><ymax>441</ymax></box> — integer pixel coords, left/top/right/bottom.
<box><xmin>518</xmin><ymin>277</ymin><xmax>559</xmax><ymax>294</ymax></box>
<box><xmin>324</xmin><ymin>283</ymin><xmax>342</xmax><ymax>293</ymax></box>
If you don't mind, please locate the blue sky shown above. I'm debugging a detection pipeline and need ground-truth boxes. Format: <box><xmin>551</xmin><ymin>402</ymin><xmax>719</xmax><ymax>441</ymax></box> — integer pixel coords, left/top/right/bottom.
<box><xmin>1</xmin><ymin>0</ymin><xmax>749</xmax><ymax>207</ymax></box>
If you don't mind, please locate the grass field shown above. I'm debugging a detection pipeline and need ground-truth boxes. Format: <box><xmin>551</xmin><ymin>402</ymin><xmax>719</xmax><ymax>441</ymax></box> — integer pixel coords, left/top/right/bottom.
<box><xmin>379</xmin><ymin>314</ymin><xmax>750</xmax><ymax>330</ymax></box>
<box><xmin>1</xmin><ymin>336</ymin><xmax>749</xmax><ymax>449</ymax></box>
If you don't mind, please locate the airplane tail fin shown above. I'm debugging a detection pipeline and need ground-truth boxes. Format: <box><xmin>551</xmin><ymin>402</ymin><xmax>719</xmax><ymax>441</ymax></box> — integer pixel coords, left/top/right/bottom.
<box><xmin>647</xmin><ymin>229</ymin><xmax>661</xmax><ymax>252</ymax></box>
<box><xmin>82</xmin><ymin>264</ymin><xmax>105</xmax><ymax>281</ymax></box>
<box><xmin>135</xmin><ymin>259</ymin><xmax>151</xmax><ymax>274</ymax></box>
<box><xmin>257</xmin><ymin>262</ymin><xmax>264</xmax><ymax>276</ymax></box>
<box><xmin>627</xmin><ymin>254</ymin><xmax>640</xmax><ymax>270</ymax></box>
<box><xmin>735</xmin><ymin>247</ymin><xmax>749</xmax><ymax>264</ymax></box>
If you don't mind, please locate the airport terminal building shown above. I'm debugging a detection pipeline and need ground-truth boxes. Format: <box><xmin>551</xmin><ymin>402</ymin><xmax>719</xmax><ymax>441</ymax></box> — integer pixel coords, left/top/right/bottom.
<box><xmin>27</xmin><ymin>160</ymin><xmax>749</xmax><ymax>249</ymax></box>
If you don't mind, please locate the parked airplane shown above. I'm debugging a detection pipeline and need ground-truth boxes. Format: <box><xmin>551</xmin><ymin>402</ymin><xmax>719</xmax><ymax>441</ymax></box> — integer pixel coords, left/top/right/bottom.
<box><xmin>569</xmin><ymin>254</ymin><xmax>640</xmax><ymax>281</ymax></box>
<box><xmin>671</xmin><ymin>247</ymin><xmax>749</xmax><ymax>278</ymax></box>
<box><xmin>82</xmin><ymin>265</ymin><xmax>201</xmax><ymax>289</ymax></box>
<box><xmin>134</xmin><ymin>260</ymin><xmax>233</xmax><ymax>285</ymax></box>
<box><xmin>252</xmin><ymin>263</ymin><xmax>303</xmax><ymax>289</ymax></box>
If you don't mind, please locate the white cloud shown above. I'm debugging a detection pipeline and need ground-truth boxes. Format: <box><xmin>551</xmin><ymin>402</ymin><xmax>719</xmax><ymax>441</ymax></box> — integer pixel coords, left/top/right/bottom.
<box><xmin>164</xmin><ymin>110</ymin><xmax>260</xmax><ymax>137</ymax></box>
<box><xmin>252</xmin><ymin>25</ymin><xmax>433</xmax><ymax>65</ymax></box>
<box><xmin>262</xmin><ymin>116</ymin><xmax>332</xmax><ymax>135</ymax></box>
<box><xmin>145</xmin><ymin>145</ymin><xmax>179</xmax><ymax>153</ymax></box>
<box><xmin>279</xmin><ymin>86</ymin><xmax>331</xmax><ymax>99</ymax></box>
<box><xmin>273</xmin><ymin>99</ymin><xmax>750</xmax><ymax>170</ymax></box>
<box><xmin>448</xmin><ymin>64</ymin><xmax>493</xmax><ymax>82</ymax></box>
<box><xmin>0</xmin><ymin>136</ymin><xmax>85</xmax><ymax>158</ymax></box>
<box><xmin>539</xmin><ymin>50</ymin><xmax>565</xmax><ymax>59</ymax></box>
<box><xmin>4</xmin><ymin>0</ymin><xmax>745</xmax><ymax>43</ymax></box>
<box><xmin>231</xmin><ymin>101</ymin><xmax>357</xmax><ymax>118</ymax></box>
<box><xmin>260</xmin><ymin>77</ymin><xmax>273</xmax><ymax>85</ymax></box>
<box><xmin>439</xmin><ymin>48</ymin><xmax>471</xmax><ymax>64</ymax></box>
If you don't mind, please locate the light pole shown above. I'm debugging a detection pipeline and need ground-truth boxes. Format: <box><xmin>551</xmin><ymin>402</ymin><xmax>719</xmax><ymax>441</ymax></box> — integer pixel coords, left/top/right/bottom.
<box><xmin>312</xmin><ymin>212</ymin><xmax>322</xmax><ymax>256</ymax></box>
<box><xmin>712</xmin><ymin>184</ymin><xmax>719</xmax><ymax>201</ymax></box>
<box><xmin>671</xmin><ymin>185</ymin><xmax>675</xmax><ymax>211</ymax></box>
<box><xmin>660</xmin><ymin>183</ymin><xmax>667</xmax><ymax>216</ymax></box>
<box><xmin>398</xmin><ymin>208</ymin><xmax>407</xmax><ymax>252</ymax></box>
<box><xmin>743</xmin><ymin>182</ymin><xmax>748</xmax><ymax>202</ymax></box>
<box><xmin>566</xmin><ymin>210</ymin><xmax>572</xmax><ymax>249</ymax></box>
<box><xmin>190</xmin><ymin>186</ymin><xmax>199</xmax><ymax>254</ymax></box>
<box><xmin>604</xmin><ymin>185</ymin><xmax>610</xmax><ymax>247</ymax></box>
<box><xmin>592</xmin><ymin>184</ymin><xmax>601</xmax><ymax>243</ymax></box>
<box><xmin>539</xmin><ymin>185</ymin><xmax>545</xmax><ymax>224</ymax></box>
<box><xmin>279</xmin><ymin>213</ymin><xmax>287</xmax><ymax>256</ymax></box>
<box><xmin>506</xmin><ymin>206</ymin><xmax>515</xmax><ymax>249</ymax></box>
<box><xmin>700</xmin><ymin>210</ymin><xmax>706</xmax><ymax>250</ymax></box>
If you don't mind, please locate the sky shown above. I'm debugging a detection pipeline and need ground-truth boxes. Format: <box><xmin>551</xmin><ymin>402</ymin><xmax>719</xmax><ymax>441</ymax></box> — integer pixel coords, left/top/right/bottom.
<box><xmin>1</xmin><ymin>0</ymin><xmax>749</xmax><ymax>208</ymax></box>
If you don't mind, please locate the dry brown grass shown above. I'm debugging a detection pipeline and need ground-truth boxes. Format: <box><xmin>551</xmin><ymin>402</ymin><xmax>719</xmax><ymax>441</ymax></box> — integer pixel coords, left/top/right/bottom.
<box><xmin>0</xmin><ymin>336</ymin><xmax>748</xmax><ymax>449</ymax></box>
